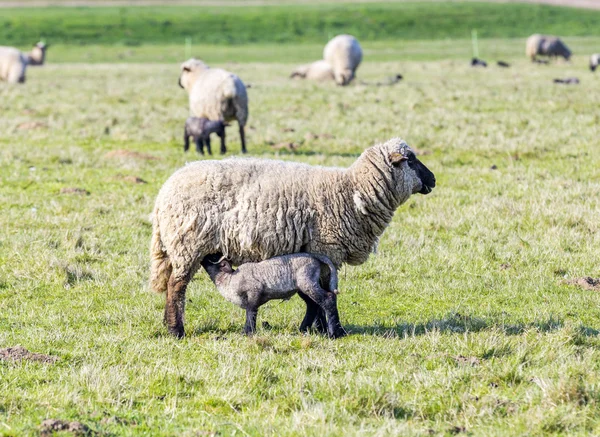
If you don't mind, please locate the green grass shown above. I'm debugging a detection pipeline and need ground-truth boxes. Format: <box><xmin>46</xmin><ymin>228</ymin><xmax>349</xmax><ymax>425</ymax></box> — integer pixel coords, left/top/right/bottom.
<box><xmin>2</xmin><ymin>55</ymin><xmax>600</xmax><ymax>435</ymax></box>
<box><xmin>2</xmin><ymin>2</ymin><xmax>600</xmax><ymax>47</ymax></box>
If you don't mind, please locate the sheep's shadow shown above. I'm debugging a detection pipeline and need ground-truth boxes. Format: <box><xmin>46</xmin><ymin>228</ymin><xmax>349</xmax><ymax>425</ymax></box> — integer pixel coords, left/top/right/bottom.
<box><xmin>344</xmin><ymin>312</ymin><xmax>600</xmax><ymax>338</ymax></box>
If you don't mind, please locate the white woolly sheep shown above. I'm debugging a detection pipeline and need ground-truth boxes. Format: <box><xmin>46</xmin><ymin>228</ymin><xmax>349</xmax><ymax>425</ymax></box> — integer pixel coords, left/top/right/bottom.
<box><xmin>590</xmin><ymin>54</ymin><xmax>600</xmax><ymax>72</ymax></box>
<box><xmin>323</xmin><ymin>34</ymin><xmax>363</xmax><ymax>86</ymax></box>
<box><xmin>179</xmin><ymin>58</ymin><xmax>248</xmax><ymax>153</ymax></box>
<box><xmin>290</xmin><ymin>60</ymin><xmax>335</xmax><ymax>82</ymax></box>
<box><xmin>149</xmin><ymin>137</ymin><xmax>436</xmax><ymax>338</ymax></box>
<box><xmin>526</xmin><ymin>34</ymin><xmax>571</xmax><ymax>62</ymax></box>
<box><xmin>0</xmin><ymin>42</ymin><xmax>48</xmax><ymax>84</ymax></box>
<box><xmin>201</xmin><ymin>253</ymin><xmax>343</xmax><ymax>338</ymax></box>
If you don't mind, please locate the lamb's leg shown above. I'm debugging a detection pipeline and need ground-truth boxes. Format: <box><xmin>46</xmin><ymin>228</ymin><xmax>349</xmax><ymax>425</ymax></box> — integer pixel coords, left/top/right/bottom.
<box><xmin>165</xmin><ymin>273</ymin><xmax>189</xmax><ymax>338</ymax></box>
<box><xmin>304</xmin><ymin>287</ymin><xmax>346</xmax><ymax>338</ymax></box>
<box><xmin>244</xmin><ymin>306</ymin><xmax>258</xmax><ymax>336</ymax></box>
<box><xmin>184</xmin><ymin>132</ymin><xmax>190</xmax><ymax>152</ymax></box>
<box><xmin>297</xmin><ymin>291</ymin><xmax>320</xmax><ymax>332</ymax></box>
<box><xmin>239</xmin><ymin>124</ymin><xmax>246</xmax><ymax>154</ymax></box>
<box><xmin>195</xmin><ymin>137</ymin><xmax>204</xmax><ymax>155</ymax></box>
<box><xmin>205</xmin><ymin>136</ymin><xmax>212</xmax><ymax>156</ymax></box>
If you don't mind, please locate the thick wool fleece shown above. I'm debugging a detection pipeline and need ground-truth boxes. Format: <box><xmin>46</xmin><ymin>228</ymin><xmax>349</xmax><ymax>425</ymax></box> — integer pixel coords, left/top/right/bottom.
<box><xmin>323</xmin><ymin>35</ymin><xmax>363</xmax><ymax>86</ymax></box>
<box><xmin>0</xmin><ymin>46</ymin><xmax>27</xmax><ymax>83</ymax></box>
<box><xmin>180</xmin><ymin>58</ymin><xmax>248</xmax><ymax>127</ymax></box>
<box><xmin>526</xmin><ymin>34</ymin><xmax>571</xmax><ymax>60</ymax></box>
<box><xmin>150</xmin><ymin>138</ymin><xmax>430</xmax><ymax>292</ymax></box>
<box><xmin>290</xmin><ymin>60</ymin><xmax>335</xmax><ymax>81</ymax></box>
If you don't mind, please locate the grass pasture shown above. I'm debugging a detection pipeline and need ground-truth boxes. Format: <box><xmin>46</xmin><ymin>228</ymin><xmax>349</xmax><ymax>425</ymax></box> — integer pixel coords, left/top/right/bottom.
<box><xmin>2</xmin><ymin>2</ymin><xmax>600</xmax><ymax>436</ymax></box>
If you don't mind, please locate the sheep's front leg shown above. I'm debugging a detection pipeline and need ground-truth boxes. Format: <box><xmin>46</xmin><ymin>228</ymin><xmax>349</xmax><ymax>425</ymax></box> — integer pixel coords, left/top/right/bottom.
<box><xmin>183</xmin><ymin>132</ymin><xmax>190</xmax><ymax>152</ymax></box>
<box><xmin>165</xmin><ymin>273</ymin><xmax>189</xmax><ymax>338</ymax></box>
<box><xmin>244</xmin><ymin>306</ymin><xmax>258</xmax><ymax>336</ymax></box>
<box><xmin>205</xmin><ymin>136</ymin><xmax>212</xmax><ymax>155</ymax></box>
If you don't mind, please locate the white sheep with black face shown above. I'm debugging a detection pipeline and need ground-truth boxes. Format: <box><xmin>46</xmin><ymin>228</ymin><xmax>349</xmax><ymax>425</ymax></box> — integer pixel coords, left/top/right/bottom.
<box><xmin>149</xmin><ymin>137</ymin><xmax>436</xmax><ymax>338</ymax></box>
<box><xmin>526</xmin><ymin>34</ymin><xmax>571</xmax><ymax>62</ymax></box>
<box><xmin>0</xmin><ymin>42</ymin><xmax>48</xmax><ymax>84</ymax></box>
<box><xmin>178</xmin><ymin>58</ymin><xmax>248</xmax><ymax>153</ymax></box>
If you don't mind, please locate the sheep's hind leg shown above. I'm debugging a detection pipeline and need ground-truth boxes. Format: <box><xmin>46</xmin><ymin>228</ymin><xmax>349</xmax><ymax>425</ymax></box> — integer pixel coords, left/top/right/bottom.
<box><xmin>239</xmin><ymin>124</ymin><xmax>246</xmax><ymax>154</ymax></box>
<box><xmin>165</xmin><ymin>273</ymin><xmax>190</xmax><ymax>338</ymax></box>
<box><xmin>244</xmin><ymin>306</ymin><xmax>258</xmax><ymax>336</ymax></box>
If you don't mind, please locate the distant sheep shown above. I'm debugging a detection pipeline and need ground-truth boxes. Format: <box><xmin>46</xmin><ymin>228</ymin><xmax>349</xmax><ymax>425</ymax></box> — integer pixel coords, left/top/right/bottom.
<box><xmin>590</xmin><ymin>54</ymin><xmax>600</xmax><ymax>72</ymax></box>
<box><xmin>323</xmin><ymin>34</ymin><xmax>363</xmax><ymax>86</ymax></box>
<box><xmin>526</xmin><ymin>34</ymin><xmax>571</xmax><ymax>61</ymax></box>
<box><xmin>183</xmin><ymin>117</ymin><xmax>226</xmax><ymax>155</ymax></box>
<box><xmin>290</xmin><ymin>60</ymin><xmax>334</xmax><ymax>82</ymax></box>
<box><xmin>150</xmin><ymin>137</ymin><xmax>436</xmax><ymax>338</ymax></box>
<box><xmin>179</xmin><ymin>58</ymin><xmax>248</xmax><ymax>154</ymax></box>
<box><xmin>471</xmin><ymin>58</ymin><xmax>487</xmax><ymax>67</ymax></box>
<box><xmin>0</xmin><ymin>42</ymin><xmax>48</xmax><ymax>84</ymax></box>
<box><xmin>553</xmin><ymin>77</ymin><xmax>580</xmax><ymax>85</ymax></box>
<box><xmin>201</xmin><ymin>253</ymin><xmax>344</xmax><ymax>338</ymax></box>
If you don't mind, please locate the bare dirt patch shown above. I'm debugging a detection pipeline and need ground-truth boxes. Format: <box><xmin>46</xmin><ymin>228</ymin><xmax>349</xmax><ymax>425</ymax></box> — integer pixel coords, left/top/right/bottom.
<box><xmin>454</xmin><ymin>355</ymin><xmax>481</xmax><ymax>366</ymax></box>
<box><xmin>16</xmin><ymin>121</ymin><xmax>48</xmax><ymax>131</ymax></box>
<box><xmin>563</xmin><ymin>277</ymin><xmax>600</xmax><ymax>292</ymax></box>
<box><xmin>117</xmin><ymin>175</ymin><xmax>147</xmax><ymax>184</ymax></box>
<box><xmin>39</xmin><ymin>419</ymin><xmax>91</xmax><ymax>436</ymax></box>
<box><xmin>0</xmin><ymin>346</ymin><xmax>58</xmax><ymax>363</ymax></box>
<box><xmin>104</xmin><ymin>149</ymin><xmax>160</xmax><ymax>161</ymax></box>
<box><xmin>60</xmin><ymin>187</ymin><xmax>90</xmax><ymax>195</ymax></box>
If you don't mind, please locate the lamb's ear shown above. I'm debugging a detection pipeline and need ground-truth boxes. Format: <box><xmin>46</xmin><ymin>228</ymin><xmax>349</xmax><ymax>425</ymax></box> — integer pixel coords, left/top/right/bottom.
<box><xmin>182</xmin><ymin>66</ymin><xmax>191</xmax><ymax>72</ymax></box>
<box><xmin>389</xmin><ymin>152</ymin><xmax>408</xmax><ymax>167</ymax></box>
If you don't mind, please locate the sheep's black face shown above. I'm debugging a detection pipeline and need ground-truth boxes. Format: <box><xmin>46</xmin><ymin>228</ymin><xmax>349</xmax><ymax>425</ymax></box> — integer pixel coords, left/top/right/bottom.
<box><xmin>407</xmin><ymin>153</ymin><xmax>436</xmax><ymax>195</ymax></box>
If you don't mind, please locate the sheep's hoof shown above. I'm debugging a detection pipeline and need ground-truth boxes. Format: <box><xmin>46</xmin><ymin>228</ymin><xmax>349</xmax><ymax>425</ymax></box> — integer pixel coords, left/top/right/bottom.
<box><xmin>329</xmin><ymin>327</ymin><xmax>347</xmax><ymax>339</ymax></box>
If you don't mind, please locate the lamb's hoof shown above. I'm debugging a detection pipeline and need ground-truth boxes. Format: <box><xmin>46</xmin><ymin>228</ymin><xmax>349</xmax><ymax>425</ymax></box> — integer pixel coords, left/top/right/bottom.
<box><xmin>329</xmin><ymin>327</ymin><xmax>347</xmax><ymax>339</ymax></box>
<box><xmin>168</xmin><ymin>327</ymin><xmax>185</xmax><ymax>339</ymax></box>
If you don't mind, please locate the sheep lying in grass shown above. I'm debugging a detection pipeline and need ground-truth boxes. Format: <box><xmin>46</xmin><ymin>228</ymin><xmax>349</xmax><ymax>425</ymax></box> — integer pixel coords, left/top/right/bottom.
<box><xmin>179</xmin><ymin>59</ymin><xmax>248</xmax><ymax>154</ymax></box>
<box><xmin>0</xmin><ymin>42</ymin><xmax>48</xmax><ymax>84</ymax></box>
<box><xmin>183</xmin><ymin>117</ymin><xmax>226</xmax><ymax>155</ymax></box>
<box><xmin>590</xmin><ymin>54</ymin><xmax>600</xmax><ymax>72</ymax></box>
<box><xmin>526</xmin><ymin>34</ymin><xmax>571</xmax><ymax>62</ymax></box>
<box><xmin>290</xmin><ymin>60</ymin><xmax>334</xmax><ymax>82</ymax></box>
<box><xmin>201</xmin><ymin>253</ymin><xmax>344</xmax><ymax>338</ymax></box>
<box><xmin>324</xmin><ymin>34</ymin><xmax>363</xmax><ymax>86</ymax></box>
<box><xmin>150</xmin><ymin>137</ymin><xmax>436</xmax><ymax>338</ymax></box>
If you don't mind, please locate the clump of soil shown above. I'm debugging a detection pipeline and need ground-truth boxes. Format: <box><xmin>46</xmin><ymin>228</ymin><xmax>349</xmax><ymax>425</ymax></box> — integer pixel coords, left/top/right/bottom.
<box><xmin>271</xmin><ymin>142</ymin><xmax>300</xmax><ymax>151</ymax></box>
<box><xmin>39</xmin><ymin>419</ymin><xmax>91</xmax><ymax>436</ymax></box>
<box><xmin>121</xmin><ymin>175</ymin><xmax>147</xmax><ymax>184</ymax></box>
<box><xmin>104</xmin><ymin>149</ymin><xmax>160</xmax><ymax>160</ymax></box>
<box><xmin>0</xmin><ymin>346</ymin><xmax>57</xmax><ymax>363</ymax></box>
<box><xmin>60</xmin><ymin>187</ymin><xmax>90</xmax><ymax>195</ymax></box>
<box><xmin>563</xmin><ymin>277</ymin><xmax>600</xmax><ymax>292</ymax></box>
<box><xmin>16</xmin><ymin>121</ymin><xmax>47</xmax><ymax>130</ymax></box>
<box><xmin>453</xmin><ymin>355</ymin><xmax>480</xmax><ymax>366</ymax></box>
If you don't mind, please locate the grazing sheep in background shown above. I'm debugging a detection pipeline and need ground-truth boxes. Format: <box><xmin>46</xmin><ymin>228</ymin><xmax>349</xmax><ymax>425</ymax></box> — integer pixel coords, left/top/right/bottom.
<box><xmin>150</xmin><ymin>137</ymin><xmax>436</xmax><ymax>338</ymax></box>
<box><xmin>526</xmin><ymin>34</ymin><xmax>571</xmax><ymax>62</ymax></box>
<box><xmin>471</xmin><ymin>58</ymin><xmax>487</xmax><ymax>67</ymax></box>
<box><xmin>323</xmin><ymin>34</ymin><xmax>363</xmax><ymax>86</ymax></box>
<box><xmin>183</xmin><ymin>117</ymin><xmax>226</xmax><ymax>155</ymax></box>
<box><xmin>553</xmin><ymin>77</ymin><xmax>580</xmax><ymax>85</ymax></box>
<box><xmin>0</xmin><ymin>42</ymin><xmax>48</xmax><ymax>84</ymax></box>
<box><xmin>179</xmin><ymin>58</ymin><xmax>248</xmax><ymax>153</ymax></box>
<box><xmin>590</xmin><ymin>54</ymin><xmax>600</xmax><ymax>72</ymax></box>
<box><xmin>290</xmin><ymin>60</ymin><xmax>335</xmax><ymax>82</ymax></box>
<box><xmin>201</xmin><ymin>253</ymin><xmax>344</xmax><ymax>338</ymax></box>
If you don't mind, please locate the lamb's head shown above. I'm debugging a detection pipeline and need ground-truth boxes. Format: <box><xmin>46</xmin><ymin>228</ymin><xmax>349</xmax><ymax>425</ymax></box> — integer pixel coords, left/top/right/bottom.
<box><xmin>381</xmin><ymin>138</ymin><xmax>436</xmax><ymax>196</ymax></box>
<box><xmin>201</xmin><ymin>254</ymin><xmax>234</xmax><ymax>278</ymax></box>
<box><xmin>178</xmin><ymin>58</ymin><xmax>209</xmax><ymax>91</ymax></box>
<box><xmin>335</xmin><ymin>69</ymin><xmax>354</xmax><ymax>86</ymax></box>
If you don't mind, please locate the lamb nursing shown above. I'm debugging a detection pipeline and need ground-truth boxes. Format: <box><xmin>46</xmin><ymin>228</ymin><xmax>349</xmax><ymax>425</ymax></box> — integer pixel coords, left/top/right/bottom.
<box><xmin>201</xmin><ymin>253</ymin><xmax>344</xmax><ymax>338</ymax></box>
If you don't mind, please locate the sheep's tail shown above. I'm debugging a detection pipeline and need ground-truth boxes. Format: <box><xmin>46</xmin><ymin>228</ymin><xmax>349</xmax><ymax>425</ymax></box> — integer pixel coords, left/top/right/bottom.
<box><xmin>313</xmin><ymin>254</ymin><xmax>339</xmax><ymax>294</ymax></box>
<box><xmin>149</xmin><ymin>217</ymin><xmax>171</xmax><ymax>293</ymax></box>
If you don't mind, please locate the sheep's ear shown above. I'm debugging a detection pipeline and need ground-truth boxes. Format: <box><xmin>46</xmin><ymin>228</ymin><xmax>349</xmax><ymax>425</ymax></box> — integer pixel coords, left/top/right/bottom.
<box><xmin>389</xmin><ymin>152</ymin><xmax>408</xmax><ymax>167</ymax></box>
<box><xmin>182</xmin><ymin>66</ymin><xmax>191</xmax><ymax>72</ymax></box>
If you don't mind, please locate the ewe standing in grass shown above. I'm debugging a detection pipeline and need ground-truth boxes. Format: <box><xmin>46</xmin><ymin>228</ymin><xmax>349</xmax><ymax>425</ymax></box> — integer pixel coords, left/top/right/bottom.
<box><xmin>526</xmin><ymin>34</ymin><xmax>571</xmax><ymax>62</ymax></box>
<box><xmin>201</xmin><ymin>253</ymin><xmax>344</xmax><ymax>338</ymax></box>
<box><xmin>0</xmin><ymin>42</ymin><xmax>48</xmax><ymax>84</ymax></box>
<box><xmin>324</xmin><ymin>34</ymin><xmax>363</xmax><ymax>86</ymax></box>
<box><xmin>150</xmin><ymin>138</ymin><xmax>435</xmax><ymax>338</ymax></box>
<box><xmin>178</xmin><ymin>58</ymin><xmax>248</xmax><ymax>154</ymax></box>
